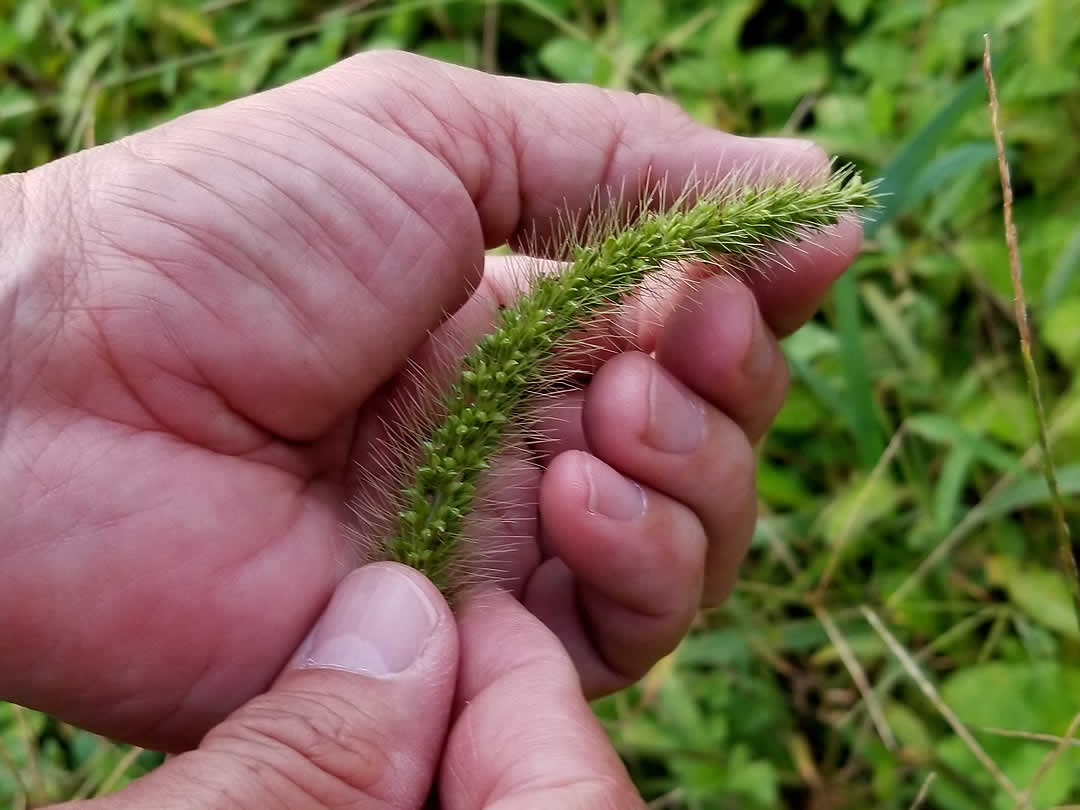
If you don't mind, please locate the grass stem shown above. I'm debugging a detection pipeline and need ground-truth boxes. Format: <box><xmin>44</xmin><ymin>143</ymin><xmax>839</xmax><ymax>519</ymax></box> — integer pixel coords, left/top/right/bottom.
<box><xmin>983</xmin><ymin>34</ymin><xmax>1079</xmax><ymax>631</ymax></box>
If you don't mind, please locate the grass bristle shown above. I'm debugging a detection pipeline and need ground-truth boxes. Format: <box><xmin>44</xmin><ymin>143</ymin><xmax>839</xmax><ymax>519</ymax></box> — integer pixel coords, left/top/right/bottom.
<box><xmin>351</xmin><ymin>165</ymin><xmax>879</xmax><ymax>601</ymax></box>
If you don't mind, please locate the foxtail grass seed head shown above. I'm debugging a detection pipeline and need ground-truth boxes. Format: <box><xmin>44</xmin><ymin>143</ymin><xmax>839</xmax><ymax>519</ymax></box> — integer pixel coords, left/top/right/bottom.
<box><xmin>368</xmin><ymin>165</ymin><xmax>879</xmax><ymax>601</ymax></box>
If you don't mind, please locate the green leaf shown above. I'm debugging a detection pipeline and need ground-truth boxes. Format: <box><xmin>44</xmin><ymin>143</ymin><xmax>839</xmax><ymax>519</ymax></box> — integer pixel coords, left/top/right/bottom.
<box><xmin>702</xmin><ymin>0</ymin><xmax>758</xmax><ymax>54</ymax></box>
<box><xmin>959</xmin><ymin>386</ymin><xmax>1039</xmax><ymax>449</ymax></box>
<box><xmin>537</xmin><ymin>36</ymin><xmax>613</xmax><ymax>84</ymax></box>
<box><xmin>986</xmin><ymin>555</ymin><xmax>1079</xmax><ymax>638</ymax></box>
<box><xmin>1043</xmin><ymin>220</ymin><xmax>1080</xmax><ymax>309</ymax></box>
<box><xmin>834</xmin><ymin>0</ymin><xmax>873</xmax><ymax>24</ymax></box>
<box><xmin>978</xmin><ymin>464</ymin><xmax>1080</xmax><ymax>522</ymax></box>
<box><xmin>787</xmin><ymin>352</ymin><xmax>853</xmax><ymax>429</ymax></box>
<box><xmin>936</xmin><ymin>661</ymin><xmax>1080</xmax><ymax>809</ymax></box>
<box><xmin>157</xmin><ymin>5</ymin><xmax>219</xmax><ymax>48</ymax></box>
<box><xmin>1042</xmin><ymin>296</ymin><xmax>1080</xmax><ymax>366</ymax></box>
<box><xmin>883</xmin><ymin>701</ymin><xmax>933</xmax><ymax>754</ymax></box>
<box><xmin>900</xmin><ymin>142</ymin><xmax>1002</xmax><ymax>219</ymax></box>
<box><xmin>725</xmin><ymin>746</ymin><xmax>779</xmax><ymax>806</ymax></box>
<box><xmin>907</xmin><ymin>413</ymin><xmax>1020</xmax><ymax>472</ymax></box>
<box><xmin>0</xmin><ymin>87</ymin><xmax>37</xmax><ymax>121</ymax></box>
<box><xmin>820</xmin><ymin>473</ymin><xmax>904</xmax><ymax>548</ymax></box>
<box><xmin>415</xmin><ymin>39</ymin><xmax>478</xmax><ymax>68</ymax></box>
<box><xmin>860</xmin><ymin>281</ymin><xmax>931</xmax><ymax>374</ymax></box>
<box><xmin>844</xmin><ymin>37</ymin><xmax>910</xmax><ymax>84</ymax></box>
<box><xmin>14</xmin><ymin>0</ymin><xmax>48</xmax><ymax>41</ymax></box>
<box><xmin>832</xmin><ymin>272</ymin><xmax>884</xmax><ymax>468</ymax></box>
<box><xmin>932</xmin><ymin>446</ymin><xmax>974</xmax><ymax>535</ymax></box>
<box><xmin>771</xmin><ymin>385</ymin><xmax>824</xmax><ymax>433</ymax></box>
<box><xmin>865</xmin><ymin>41</ymin><xmax>1018</xmax><ymax>237</ymax></box>
<box><xmin>741</xmin><ymin>47</ymin><xmax>828</xmax><ymax>105</ymax></box>
<box><xmin>59</xmin><ymin>36</ymin><xmax>113</xmax><ymax>136</ymax></box>
<box><xmin>756</xmin><ymin>460</ymin><xmax>814</xmax><ymax>507</ymax></box>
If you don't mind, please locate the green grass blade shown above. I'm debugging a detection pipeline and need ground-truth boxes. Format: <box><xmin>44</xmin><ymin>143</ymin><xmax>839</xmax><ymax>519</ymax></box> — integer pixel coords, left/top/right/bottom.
<box><xmin>1043</xmin><ymin>219</ymin><xmax>1080</xmax><ymax>310</ymax></box>
<box><xmin>864</xmin><ymin>40</ymin><xmax>1017</xmax><ymax>239</ymax></box>
<box><xmin>832</xmin><ymin>272</ymin><xmax>883</xmax><ymax>469</ymax></box>
<box><xmin>830</xmin><ymin>39</ymin><xmax>1019</xmax><ymax>469</ymax></box>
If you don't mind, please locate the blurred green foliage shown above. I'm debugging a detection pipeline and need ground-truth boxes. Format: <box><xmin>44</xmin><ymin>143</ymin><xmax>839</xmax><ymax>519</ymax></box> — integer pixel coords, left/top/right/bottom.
<box><xmin>2</xmin><ymin>0</ymin><xmax>1080</xmax><ymax>807</ymax></box>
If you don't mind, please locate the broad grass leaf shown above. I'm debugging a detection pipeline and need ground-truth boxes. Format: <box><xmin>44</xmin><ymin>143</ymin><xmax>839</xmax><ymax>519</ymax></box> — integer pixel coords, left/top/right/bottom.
<box><xmin>723</xmin><ymin>745</ymin><xmax>779</xmax><ymax>807</ymax></box>
<box><xmin>985</xmin><ymin>555</ymin><xmax>1079</xmax><ymax>639</ymax></box>
<box><xmin>820</xmin><ymin>473</ymin><xmax>904</xmax><ymax>549</ymax></box>
<box><xmin>1042</xmin><ymin>297</ymin><xmax>1080</xmax><ymax>366</ymax></box>
<box><xmin>235</xmin><ymin>37</ymin><xmax>285</xmax><ymax>95</ymax></box>
<box><xmin>901</xmin><ymin>142</ymin><xmax>1002</xmax><ymax>219</ymax></box>
<box><xmin>771</xmin><ymin>385</ymin><xmax>824</xmax><ymax>433</ymax></box>
<box><xmin>977</xmin><ymin>464</ymin><xmax>1080</xmax><ymax>521</ymax></box>
<box><xmin>783</xmin><ymin>322</ymin><xmax>840</xmax><ymax>364</ymax></box>
<box><xmin>932</xmin><ymin>445</ymin><xmax>974</xmax><ymax>535</ymax></box>
<box><xmin>1043</xmin><ymin>222</ymin><xmax>1080</xmax><ymax>309</ymax></box>
<box><xmin>157</xmin><ymin>5</ymin><xmax>218</xmax><ymax>48</ymax></box>
<box><xmin>907</xmin><ymin>413</ymin><xmax>1019</xmax><ymax>472</ymax></box>
<box><xmin>1003</xmin><ymin>61</ymin><xmax>1080</xmax><ymax>101</ymax></box>
<box><xmin>756</xmin><ymin>460</ymin><xmax>815</xmax><ymax>508</ymax></box>
<box><xmin>934</xmin><ymin>661</ymin><xmax>1080</xmax><ymax>810</ymax></box>
<box><xmin>59</xmin><ymin>36</ymin><xmax>112</xmax><ymax>136</ymax></box>
<box><xmin>864</xmin><ymin>39</ymin><xmax>1017</xmax><ymax>238</ymax></box>
<box><xmin>883</xmin><ymin>700</ymin><xmax>933</xmax><ymax>755</ymax></box>
<box><xmin>959</xmin><ymin>386</ymin><xmax>1039</xmax><ymax>450</ymax></box>
<box><xmin>860</xmin><ymin>281</ymin><xmax>932</xmax><ymax>374</ymax></box>
<box><xmin>13</xmin><ymin>0</ymin><xmax>48</xmax><ymax>42</ymax></box>
<box><xmin>810</xmin><ymin>631</ymin><xmax>885</xmax><ymax>665</ymax></box>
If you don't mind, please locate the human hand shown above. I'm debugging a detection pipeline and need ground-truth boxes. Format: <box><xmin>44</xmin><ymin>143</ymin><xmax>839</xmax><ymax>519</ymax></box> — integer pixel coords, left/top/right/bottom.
<box><xmin>0</xmin><ymin>50</ymin><xmax>861</xmax><ymax>751</ymax></box>
<box><xmin>53</xmin><ymin>563</ymin><xmax>651</xmax><ymax>809</ymax></box>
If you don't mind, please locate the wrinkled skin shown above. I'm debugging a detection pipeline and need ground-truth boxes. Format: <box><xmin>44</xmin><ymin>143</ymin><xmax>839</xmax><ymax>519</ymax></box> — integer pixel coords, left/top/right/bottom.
<box><xmin>0</xmin><ymin>51</ymin><xmax>860</xmax><ymax>754</ymax></box>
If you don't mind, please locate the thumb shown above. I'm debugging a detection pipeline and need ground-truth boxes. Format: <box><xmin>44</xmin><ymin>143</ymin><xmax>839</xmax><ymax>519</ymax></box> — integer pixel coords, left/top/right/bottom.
<box><xmin>66</xmin><ymin>563</ymin><xmax>457</xmax><ymax>810</ymax></box>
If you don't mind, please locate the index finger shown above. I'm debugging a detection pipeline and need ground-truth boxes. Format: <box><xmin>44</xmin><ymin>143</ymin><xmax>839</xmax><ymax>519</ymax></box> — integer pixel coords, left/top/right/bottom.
<box><xmin>439</xmin><ymin>588</ymin><xmax>646</xmax><ymax>810</ymax></box>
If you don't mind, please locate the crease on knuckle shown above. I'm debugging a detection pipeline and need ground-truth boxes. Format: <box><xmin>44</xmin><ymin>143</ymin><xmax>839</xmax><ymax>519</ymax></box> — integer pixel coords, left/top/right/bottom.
<box><xmin>202</xmin><ymin>686</ymin><xmax>396</xmax><ymax>807</ymax></box>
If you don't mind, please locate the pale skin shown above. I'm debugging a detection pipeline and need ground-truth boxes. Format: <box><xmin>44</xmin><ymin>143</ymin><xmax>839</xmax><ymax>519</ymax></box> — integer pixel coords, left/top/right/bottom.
<box><xmin>0</xmin><ymin>51</ymin><xmax>861</xmax><ymax>808</ymax></box>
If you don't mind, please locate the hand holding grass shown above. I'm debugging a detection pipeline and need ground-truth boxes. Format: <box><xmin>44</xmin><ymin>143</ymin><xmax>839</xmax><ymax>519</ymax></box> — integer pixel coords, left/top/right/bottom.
<box><xmin>0</xmin><ymin>48</ymin><xmax>863</xmax><ymax>766</ymax></box>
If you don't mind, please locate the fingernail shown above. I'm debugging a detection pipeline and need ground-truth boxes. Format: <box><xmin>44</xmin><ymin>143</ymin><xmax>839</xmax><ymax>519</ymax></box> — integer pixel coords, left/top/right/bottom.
<box><xmin>583</xmin><ymin>454</ymin><xmax>645</xmax><ymax>521</ymax></box>
<box><xmin>743</xmin><ymin>310</ymin><xmax>774</xmax><ymax>380</ymax></box>
<box><xmin>296</xmin><ymin>565</ymin><xmax>438</xmax><ymax>676</ymax></box>
<box><xmin>646</xmin><ymin>366</ymin><xmax>706</xmax><ymax>454</ymax></box>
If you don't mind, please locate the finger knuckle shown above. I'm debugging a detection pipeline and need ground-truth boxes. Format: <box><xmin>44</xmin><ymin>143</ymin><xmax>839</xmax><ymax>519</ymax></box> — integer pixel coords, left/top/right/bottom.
<box><xmin>631</xmin><ymin>91</ymin><xmax>691</xmax><ymax>124</ymax></box>
<box><xmin>650</xmin><ymin>499</ymin><xmax>708</xmax><ymax>585</ymax></box>
<box><xmin>717</xmin><ymin>426</ymin><xmax>757</xmax><ymax>497</ymax></box>
<box><xmin>575</xmin><ymin>775</ymin><xmax>649</xmax><ymax>809</ymax></box>
<box><xmin>204</xmin><ymin>687</ymin><xmax>395</xmax><ymax>805</ymax></box>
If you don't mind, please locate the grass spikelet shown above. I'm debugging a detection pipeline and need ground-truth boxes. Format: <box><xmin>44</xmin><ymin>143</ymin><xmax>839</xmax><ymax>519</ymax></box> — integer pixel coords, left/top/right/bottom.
<box><xmin>377</xmin><ymin>164</ymin><xmax>879</xmax><ymax>600</ymax></box>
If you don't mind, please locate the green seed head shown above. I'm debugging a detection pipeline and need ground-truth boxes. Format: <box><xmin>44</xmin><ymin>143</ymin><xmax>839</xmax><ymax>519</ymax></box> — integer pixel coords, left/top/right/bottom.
<box><xmin>373</xmin><ymin>166</ymin><xmax>879</xmax><ymax>602</ymax></box>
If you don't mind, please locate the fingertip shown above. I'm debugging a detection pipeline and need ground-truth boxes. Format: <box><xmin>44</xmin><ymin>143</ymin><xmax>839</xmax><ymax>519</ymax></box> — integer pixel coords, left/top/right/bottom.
<box><xmin>288</xmin><ymin>562</ymin><xmax>455</xmax><ymax>679</ymax></box>
<box><xmin>443</xmin><ymin>589</ymin><xmax>644</xmax><ymax>808</ymax></box>
<box><xmin>654</xmin><ymin>277</ymin><xmax>789</xmax><ymax>440</ymax></box>
<box><xmin>748</xmin><ymin>135</ymin><xmax>832</xmax><ymax>177</ymax></box>
<box><xmin>743</xmin><ymin>215</ymin><xmax>864</xmax><ymax>336</ymax></box>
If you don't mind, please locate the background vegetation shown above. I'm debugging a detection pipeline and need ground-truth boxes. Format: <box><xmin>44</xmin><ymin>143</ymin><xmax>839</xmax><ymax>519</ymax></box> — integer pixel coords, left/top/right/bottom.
<box><xmin>2</xmin><ymin>0</ymin><xmax>1079</xmax><ymax>807</ymax></box>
